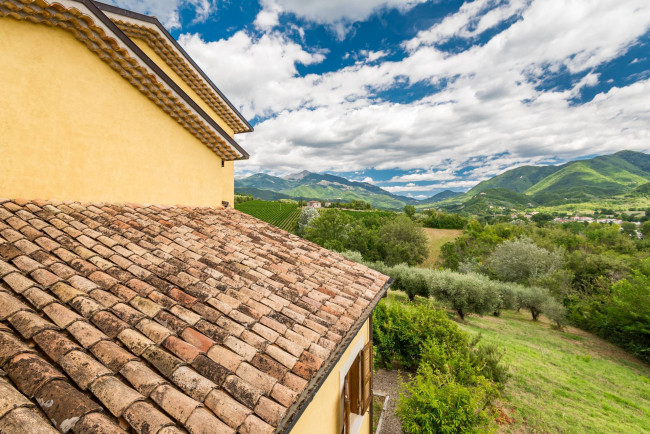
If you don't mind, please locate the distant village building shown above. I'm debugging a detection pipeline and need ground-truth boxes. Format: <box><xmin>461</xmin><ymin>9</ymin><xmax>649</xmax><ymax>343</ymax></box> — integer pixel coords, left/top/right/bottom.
<box><xmin>324</xmin><ymin>201</ymin><xmax>333</xmax><ymax>207</ymax></box>
<box><xmin>0</xmin><ymin>2</ymin><xmax>390</xmax><ymax>433</ymax></box>
<box><xmin>308</xmin><ymin>200</ymin><xmax>322</xmax><ymax>208</ymax></box>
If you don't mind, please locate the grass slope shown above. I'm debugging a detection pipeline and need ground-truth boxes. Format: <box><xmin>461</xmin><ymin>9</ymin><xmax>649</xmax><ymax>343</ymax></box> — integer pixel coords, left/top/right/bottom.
<box><xmin>525</xmin><ymin>161</ymin><xmax>645</xmax><ymax>196</ymax></box>
<box><xmin>420</xmin><ymin>228</ymin><xmax>462</xmax><ymax>268</ymax></box>
<box><xmin>469</xmin><ymin>165</ymin><xmax>560</xmax><ymax>194</ymax></box>
<box><xmin>459</xmin><ymin>312</ymin><xmax>650</xmax><ymax>433</ymax></box>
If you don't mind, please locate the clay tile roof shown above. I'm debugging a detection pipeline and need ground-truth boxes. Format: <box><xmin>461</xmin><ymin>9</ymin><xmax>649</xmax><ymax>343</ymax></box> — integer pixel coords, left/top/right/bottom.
<box><xmin>0</xmin><ymin>199</ymin><xmax>390</xmax><ymax>433</ymax></box>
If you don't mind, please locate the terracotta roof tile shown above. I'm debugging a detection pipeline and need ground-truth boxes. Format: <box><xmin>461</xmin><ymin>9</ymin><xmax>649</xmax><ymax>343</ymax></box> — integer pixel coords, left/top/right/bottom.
<box><xmin>67</xmin><ymin>320</ymin><xmax>108</xmax><ymax>348</ymax></box>
<box><xmin>182</xmin><ymin>327</ymin><xmax>215</xmax><ymax>353</ymax></box>
<box><xmin>170</xmin><ymin>365</ymin><xmax>216</xmax><ymax>401</ymax></box>
<box><xmin>34</xmin><ymin>379</ymin><xmax>102</xmax><ymax>432</ymax></box>
<box><xmin>136</xmin><ymin>318</ymin><xmax>172</xmax><ymax>344</ymax></box>
<box><xmin>186</xmin><ymin>407</ymin><xmax>235</xmax><ymax>434</ymax></box>
<box><xmin>0</xmin><ymin>199</ymin><xmax>390</xmax><ymax>432</ymax></box>
<box><xmin>191</xmin><ymin>354</ymin><xmax>229</xmax><ymax>386</ymax></box>
<box><xmin>89</xmin><ymin>375</ymin><xmax>143</xmax><ymax>417</ymax></box>
<box><xmin>164</xmin><ymin>335</ymin><xmax>201</xmax><ymax>363</ymax></box>
<box><xmin>239</xmin><ymin>414</ymin><xmax>274</xmax><ymax>434</ymax></box>
<box><xmin>0</xmin><ymin>406</ymin><xmax>60</xmax><ymax>434</ymax></box>
<box><xmin>254</xmin><ymin>396</ymin><xmax>286</xmax><ymax>426</ymax></box>
<box><xmin>223</xmin><ymin>375</ymin><xmax>263</xmax><ymax>409</ymax></box>
<box><xmin>9</xmin><ymin>310</ymin><xmax>58</xmax><ymax>339</ymax></box>
<box><xmin>0</xmin><ymin>376</ymin><xmax>34</xmax><ymax>418</ymax></box>
<box><xmin>142</xmin><ymin>345</ymin><xmax>183</xmax><ymax>377</ymax></box>
<box><xmin>206</xmin><ymin>345</ymin><xmax>243</xmax><ymax>372</ymax></box>
<box><xmin>282</xmin><ymin>372</ymin><xmax>308</xmax><ymax>394</ymax></box>
<box><xmin>3</xmin><ymin>272</ymin><xmax>36</xmax><ymax>293</ymax></box>
<box><xmin>91</xmin><ymin>311</ymin><xmax>130</xmax><ymax>338</ymax></box>
<box><xmin>149</xmin><ymin>384</ymin><xmax>200</xmax><ymax>424</ymax></box>
<box><xmin>270</xmin><ymin>382</ymin><xmax>297</xmax><ymax>407</ymax></box>
<box><xmin>32</xmin><ymin>329</ymin><xmax>81</xmax><ymax>362</ymax></box>
<box><xmin>118</xmin><ymin>328</ymin><xmax>154</xmax><ymax>356</ymax></box>
<box><xmin>23</xmin><ymin>286</ymin><xmax>56</xmax><ymax>310</ymax></box>
<box><xmin>5</xmin><ymin>352</ymin><xmax>66</xmax><ymax>397</ymax></box>
<box><xmin>119</xmin><ymin>361</ymin><xmax>167</xmax><ymax>396</ymax></box>
<box><xmin>204</xmin><ymin>389</ymin><xmax>251</xmax><ymax>429</ymax></box>
<box><xmin>90</xmin><ymin>340</ymin><xmax>137</xmax><ymax>372</ymax></box>
<box><xmin>60</xmin><ymin>350</ymin><xmax>112</xmax><ymax>389</ymax></box>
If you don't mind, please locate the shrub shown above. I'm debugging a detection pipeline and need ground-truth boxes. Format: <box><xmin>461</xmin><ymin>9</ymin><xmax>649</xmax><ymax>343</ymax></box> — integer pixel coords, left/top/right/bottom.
<box><xmin>372</xmin><ymin>299</ymin><xmax>509</xmax><ymax>382</ymax></box>
<box><xmin>372</xmin><ymin>299</ymin><xmax>467</xmax><ymax>371</ymax></box>
<box><xmin>373</xmin><ymin>298</ymin><xmax>508</xmax><ymax>432</ymax></box>
<box><xmin>397</xmin><ymin>366</ymin><xmax>499</xmax><ymax>434</ymax></box>
<box><xmin>468</xmin><ymin>336</ymin><xmax>510</xmax><ymax>385</ymax></box>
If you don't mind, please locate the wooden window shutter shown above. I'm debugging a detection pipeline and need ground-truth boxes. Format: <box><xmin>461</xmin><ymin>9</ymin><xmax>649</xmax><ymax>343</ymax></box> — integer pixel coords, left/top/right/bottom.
<box><xmin>361</xmin><ymin>341</ymin><xmax>373</xmax><ymax>413</ymax></box>
<box><xmin>349</xmin><ymin>356</ymin><xmax>362</xmax><ymax>414</ymax></box>
<box><xmin>343</xmin><ymin>375</ymin><xmax>351</xmax><ymax>433</ymax></box>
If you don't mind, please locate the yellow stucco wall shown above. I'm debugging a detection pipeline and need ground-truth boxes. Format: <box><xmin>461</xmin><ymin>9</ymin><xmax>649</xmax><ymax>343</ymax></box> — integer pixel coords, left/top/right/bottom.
<box><xmin>0</xmin><ymin>17</ymin><xmax>235</xmax><ymax>207</ymax></box>
<box><xmin>130</xmin><ymin>37</ymin><xmax>235</xmax><ymax>138</ymax></box>
<box><xmin>291</xmin><ymin>318</ymin><xmax>371</xmax><ymax>434</ymax></box>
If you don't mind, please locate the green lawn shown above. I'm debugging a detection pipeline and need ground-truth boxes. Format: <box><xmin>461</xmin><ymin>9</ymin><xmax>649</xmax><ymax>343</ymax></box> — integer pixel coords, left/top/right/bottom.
<box><xmin>459</xmin><ymin>311</ymin><xmax>650</xmax><ymax>433</ymax></box>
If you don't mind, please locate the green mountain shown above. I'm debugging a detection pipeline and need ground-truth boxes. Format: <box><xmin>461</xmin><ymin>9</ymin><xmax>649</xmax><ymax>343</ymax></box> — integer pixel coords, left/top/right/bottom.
<box><xmin>442</xmin><ymin>188</ymin><xmax>536</xmax><ymax>214</ymax></box>
<box><xmin>466</xmin><ymin>151</ymin><xmax>650</xmax><ymax>206</ymax></box>
<box><xmin>424</xmin><ymin>190</ymin><xmax>463</xmax><ymax>203</ymax></box>
<box><xmin>234</xmin><ymin>187</ymin><xmax>293</xmax><ymax>201</ymax></box>
<box><xmin>235</xmin><ymin>171</ymin><xmax>420</xmax><ymax>209</ymax></box>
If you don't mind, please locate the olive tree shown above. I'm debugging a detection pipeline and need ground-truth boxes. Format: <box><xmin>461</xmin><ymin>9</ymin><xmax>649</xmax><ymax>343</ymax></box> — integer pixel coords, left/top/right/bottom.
<box><xmin>297</xmin><ymin>206</ymin><xmax>320</xmax><ymax>236</ymax></box>
<box><xmin>487</xmin><ymin>237</ymin><xmax>563</xmax><ymax>284</ymax></box>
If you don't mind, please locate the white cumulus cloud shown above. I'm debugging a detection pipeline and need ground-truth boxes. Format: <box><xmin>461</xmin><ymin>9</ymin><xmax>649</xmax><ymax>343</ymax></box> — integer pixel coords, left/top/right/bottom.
<box><xmin>175</xmin><ymin>0</ymin><xmax>650</xmax><ymax>194</ymax></box>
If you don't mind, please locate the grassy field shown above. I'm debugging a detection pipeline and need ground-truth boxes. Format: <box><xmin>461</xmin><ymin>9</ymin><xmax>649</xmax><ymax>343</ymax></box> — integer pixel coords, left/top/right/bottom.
<box><xmin>420</xmin><ymin>228</ymin><xmax>462</xmax><ymax>268</ymax></box>
<box><xmin>459</xmin><ymin>311</ymin><xmax>650</xmax><ymax>433</ymax></box>
<box><xmin>235</xmin><ymin>200</ymin><xmax>301</xmax><ymax>232</ymax></box>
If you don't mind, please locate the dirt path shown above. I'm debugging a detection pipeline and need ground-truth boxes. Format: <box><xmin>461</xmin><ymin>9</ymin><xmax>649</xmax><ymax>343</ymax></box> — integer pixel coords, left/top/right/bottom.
<box><xmin>374</xmin><ymin>369</ymin><xmax>406</xmax><ymax>434</ymax></box>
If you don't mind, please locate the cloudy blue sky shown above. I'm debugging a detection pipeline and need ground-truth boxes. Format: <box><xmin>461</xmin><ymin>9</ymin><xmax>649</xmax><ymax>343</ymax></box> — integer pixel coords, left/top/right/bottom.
<box><xmin>108</xmin><ymin>0</ymin><xmax>650</xmax><ymax>199</ymax></box>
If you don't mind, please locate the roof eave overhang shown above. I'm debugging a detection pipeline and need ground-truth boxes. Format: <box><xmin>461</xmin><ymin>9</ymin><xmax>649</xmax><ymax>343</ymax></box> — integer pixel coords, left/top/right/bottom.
<box><xmin>92</xmin><ymin>0</ymin><xmax>253</xmax><ymax>135</ymax></box>
<box><xmin>71</xmin><ymin>0</ymin><xmax>249</xmax><ymax>160</ymax></box>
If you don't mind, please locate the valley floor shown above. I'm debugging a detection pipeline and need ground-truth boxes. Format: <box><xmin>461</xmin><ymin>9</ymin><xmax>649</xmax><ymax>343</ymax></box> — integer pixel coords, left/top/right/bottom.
<box><xmin>460</xmin><ymin>311</ymin><xmax>650</xmax><ymax>433</ymax></box>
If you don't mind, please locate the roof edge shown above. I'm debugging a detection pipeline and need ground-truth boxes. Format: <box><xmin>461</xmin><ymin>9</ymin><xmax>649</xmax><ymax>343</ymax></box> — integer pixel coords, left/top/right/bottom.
<box><xmin>277</xmin><ymin>276</ymin><xmax>393</xmax><ymax>433</ymax></box>
<box><xmin>92</xmin><ymin>0</ymin><xmax>253</xmax><ymax>134</ymax></box>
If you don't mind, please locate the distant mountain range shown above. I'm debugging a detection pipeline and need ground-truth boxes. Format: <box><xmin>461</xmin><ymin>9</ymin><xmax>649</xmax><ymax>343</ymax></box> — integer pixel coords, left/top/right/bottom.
<box><xmin>236</xmin><ymin>150</ymin><xmax>650</xmax><ymax>211</ymax></box>
<box><xmin>235</xmin><ymin>171</ymin><xmax>462</xmax><ymax>209</ymax></box>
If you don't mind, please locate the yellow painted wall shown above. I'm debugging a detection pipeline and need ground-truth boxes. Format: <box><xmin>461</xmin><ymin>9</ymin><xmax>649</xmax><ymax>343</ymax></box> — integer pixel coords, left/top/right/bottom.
<box><xmin>130</xmin><ymin>37</ymin><xmax>235</xmax><ymax>138</ymax></box>
<box><xmin>0</xmin><ymin>17</ymin><xmax>235</xmax><ymax>207</ymax></box>
<box><xmin>291</xmin><ymin>318</ymin><xmax>371</xmax><ymax>434</ymax></box>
